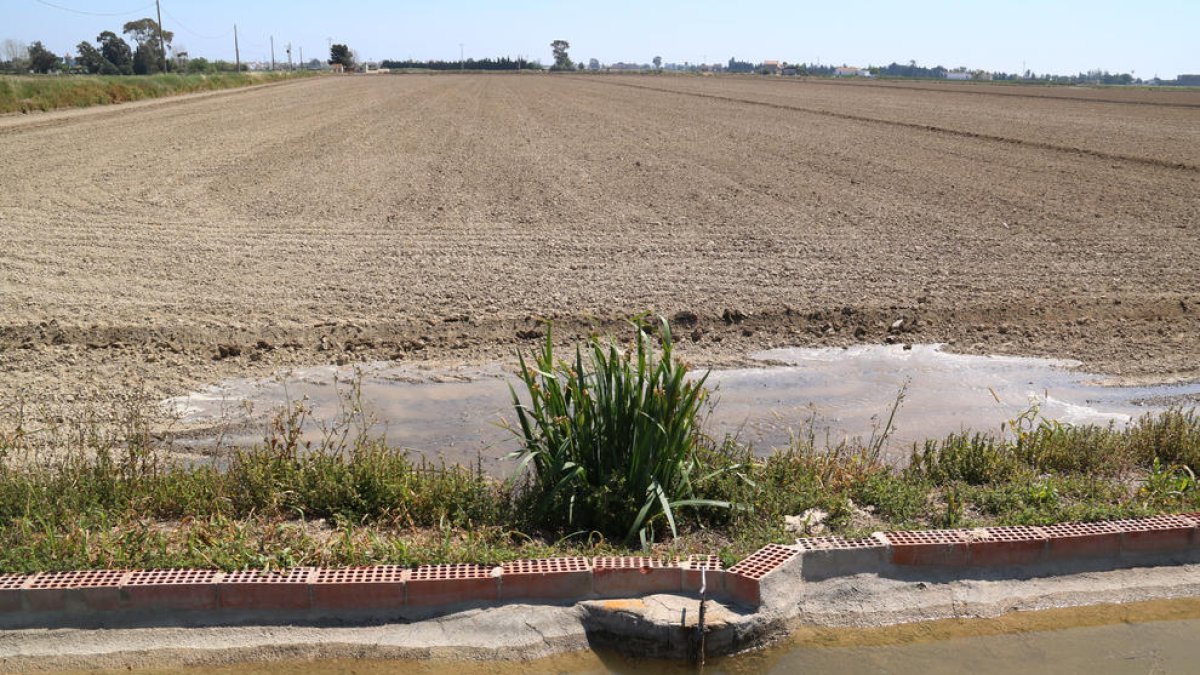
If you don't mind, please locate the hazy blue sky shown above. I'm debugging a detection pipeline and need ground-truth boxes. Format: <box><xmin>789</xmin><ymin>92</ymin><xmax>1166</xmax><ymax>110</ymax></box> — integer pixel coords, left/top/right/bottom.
<box><xmin>7</xmin><ymin>0</ymin><xmax>1197</xmax><ymax>77</ymax></box>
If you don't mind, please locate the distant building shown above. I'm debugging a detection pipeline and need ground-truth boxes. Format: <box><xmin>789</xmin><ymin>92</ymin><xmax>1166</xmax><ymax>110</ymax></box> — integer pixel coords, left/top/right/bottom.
<box><xmin>760</xmin><ymin>60</ymin><xmax>781</xmax><ymax>74</ymax></box>
<box><xmin>946</xmin><ymin>70</ymin><xmax>992</xmax><ymax>81</ymax></box>
<box><xmin>833</xmin><ymin>66</ymin><xmax>867</xmax><ymax>77</ymax></box>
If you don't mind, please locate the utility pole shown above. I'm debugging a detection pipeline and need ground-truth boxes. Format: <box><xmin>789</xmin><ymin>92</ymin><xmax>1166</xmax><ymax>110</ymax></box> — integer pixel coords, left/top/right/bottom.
<box><xmin>299</xmin><ymin>46</ymin><xmax>303</xmax><ymax>70</ymax></box>
<box><xmin>155</xmin><ymin>0</ymin><xmax>167</xmax><ymax>72</ymax></box>
<box><xmin>459</xmin><ymin>43</ymin><xmax>464</xmax><ymax>72</ymax></box>
<box><xmin>233</xmin><ymin>24</ymin><xmax>240</xmax><ymax>71</ymax></box>
<box><xmin>286</xmin><ymin>43</ymin><xmax>292</xmax><ymax>71</ymax></box>
<box><xmin>270</xmin><ymin>35</ymin><xmax>275</xmax><ymax>71</ymax></box>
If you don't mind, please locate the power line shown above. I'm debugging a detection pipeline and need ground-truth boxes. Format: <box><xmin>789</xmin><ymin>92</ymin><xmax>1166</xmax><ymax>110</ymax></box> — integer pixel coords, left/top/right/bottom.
<box><xmin>31</xmin><ymin>0</ymin><xmax>155</xmax><ymax>17</ymax></box>
<box><xmin>161</xmin><ymin>6</ymin><xmax>232</xmax><ymax>41</ymax></box>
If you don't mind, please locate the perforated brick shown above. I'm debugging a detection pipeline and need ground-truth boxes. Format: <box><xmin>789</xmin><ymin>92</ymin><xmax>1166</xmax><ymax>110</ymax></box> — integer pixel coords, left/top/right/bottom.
<box><xmin>965</xmin><ymin>527</ymin><xmax>1048</xmax><ymax>566</ymax></box>
<box><xmin>501</xmin><ymin>557</ymin><xmax>590</xmax><ymax>575</ymax></box>
<box><xmin>727</xmin><ymin>544</ymin><xmax>799</xmax><ymax>581</ymax></box>
<box><xmin>0</xmin><ymin>574</ymin><xmax>28</xmax><ymax>590</ymax></box>
<box><xmin>126</xmin><ymin>569</ymin><xmax>221</xmax><ymax>585</ymax></box>
<box><xmin>1113</xmin><ymin>515</ymin><xmax>1195</xmax><ymax>553</ymax></box>
<box><xmin>793</xmin><ymin>536</ymin><xmax>884</xmax><ymax>551</ymax></box>
<box><xmin>407</xmin><ymin>564</ymin><xmax>498</xmax><ymax>606</ymax></box>
<box><xmin>592</xmin><ymin>556</ymin><xmax>683</xmax><ymax>597</ymax></box>
<box><xmin>882</xmin><ymin>529</ymin><xmax>970</xmax><ymax>546</ymax></box>
<box><xmin>410</xmin><ymin>564</ymin><xmax>496</xmax><ymax>581</ymax></box>
<box><xmin>1111</xmin><ymin>515</ymin><xmax>1196</xmax><ymax>532</ymax></box>
<box><xmin>499</xmin><ymin>558</ymin><xmax>591</xmax><ymax>601</ymax></box>
<box><xmin>886</xmin><ymin>530</ymin><xmax>971</xmax><ymax>567</ymax></box>
<box><xmin>311</xmin><ymin>566</ymin><xmax>406</xmax><ymax>610</ymax></box>
<box><xmin>27</xmin><ymin>570</ymin><xmax>127</xmax><ymax>589</ymax></box>
<box><xmin>313</xmin><ymin>566</ymin><xmax>407</xmax><ymax>584</ymax></box>
<box><xmin>219</xmin><ymin>568</ymin><xmax>314</xmax><ymax>611</ymax></box>
<box><xmin>222</xmin><ymin>568</ymin><xmax>314</xmax><ymax>584</ymax></box>
<box><xmin>974</xmin><ymin>526</ymin><xmax>1046</xmax><ymax>542</ymax></box>
<box><xmin>592</xmin><ymin>556</ymin><xmax>678</xmax><ymax>570</ymax></box>
<box><xmin>1043</xmin><ymin>521</ymin><xmax>1122</xmax><ymax>560</ymax></box>
<box><xmin>683</xmin><ymin>555</ymin><xmax>723</xmax><ymax>570</ymax></box>
<box><xmin>1042</xmin><ymin>521</ymin><xmax>1120</xmax><ymax>537</ymax></box>
<box><xmin>123</xmin><ymin>569</ymin><xmax>221</xmax><ymax>611</ymax></box>
<box><xmin>1179</xmin><ymin>512</ymin><xmax>1200</xmax><ymax>526</ymax></box>
<box><xmin>0</xmin><ymin>574</ymin><xmax>25</xmax><ymax>613</ymax></box>
<box><xmin>682</xmin><ymin>555</ymin><xmax>725</xmax><ymax>596</ymax></box>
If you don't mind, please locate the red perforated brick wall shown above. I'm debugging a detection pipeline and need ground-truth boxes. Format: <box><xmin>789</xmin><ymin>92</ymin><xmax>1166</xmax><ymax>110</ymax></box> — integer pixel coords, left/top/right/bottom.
<box><xmin>593</xmin><ymin>556</ymin><xmax>682</xmax><ymax>597</ymax></box>
<box><xmin>311</xmin><ymin>566</ymin><xmax>406</xmax><ymax>610</ymax></box>
<box><xmin>499</xmin><ymin>557</ymin><xmax>591</xmax><ymax>601</ymax></box>
<box><xmin>407</xmin><ymin>564</ymin><xmax>498</xmax><ymax>606</ymax></box>
<box><xmin>794</xmin><ymin>536</ymin><xmax>884</xmax><ymax>551</ymax></box>
<box><xmin>219</xmin><ymin>568</ymin><xmax>313</xmax><ymax>611</ymax></box>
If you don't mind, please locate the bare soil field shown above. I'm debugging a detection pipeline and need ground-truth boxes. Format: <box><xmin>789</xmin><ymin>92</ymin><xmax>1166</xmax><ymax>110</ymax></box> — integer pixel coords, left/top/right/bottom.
<box><xmin>0</xmin><ymin>74</ymin><xmax>1197</xmax><ymax>416</ymax></box>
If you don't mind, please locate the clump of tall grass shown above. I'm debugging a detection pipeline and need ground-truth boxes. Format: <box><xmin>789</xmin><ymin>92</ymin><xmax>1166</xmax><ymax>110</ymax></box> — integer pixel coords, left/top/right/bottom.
<box><xmin>507</xmin><ymin>317</ymin><xmax>732</xmax><ymax>545</ymax></box>
<box><xmin>909</xmin><ymin>408</ymin><xmax>1200</xmax><ymax>486</ymax></box>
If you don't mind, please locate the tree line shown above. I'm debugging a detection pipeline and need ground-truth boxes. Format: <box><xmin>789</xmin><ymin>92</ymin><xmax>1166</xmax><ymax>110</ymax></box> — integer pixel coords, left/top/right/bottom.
<box><xmin>379</xmin><ymin>56</ymin><xmax>540</xmax><ymax>71</ymax></box>
<box><xmin>1</xmin><ymin>19</ymin><xmax>244</xmax><ymax>76</ymax></box>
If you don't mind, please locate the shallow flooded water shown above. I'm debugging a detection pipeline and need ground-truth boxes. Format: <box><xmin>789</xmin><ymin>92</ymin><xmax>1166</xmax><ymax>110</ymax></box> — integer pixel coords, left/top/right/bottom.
<box><xmin>64</xmin><ymin>598</ymin><xmax>1200</xmax><ymax>674</ymax></box>
<box><xmin>163</xmin><ymin>344</ymin><xmax>1200</xmax><ymax>472</ymax></box>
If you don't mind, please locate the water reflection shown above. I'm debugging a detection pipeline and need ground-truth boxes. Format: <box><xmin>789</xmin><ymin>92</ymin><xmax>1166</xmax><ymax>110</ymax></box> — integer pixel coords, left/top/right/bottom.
<box><xmin>163</xmin><ymin>345</ymin><xmax>1200</xmax><ymax>472</ymax></box>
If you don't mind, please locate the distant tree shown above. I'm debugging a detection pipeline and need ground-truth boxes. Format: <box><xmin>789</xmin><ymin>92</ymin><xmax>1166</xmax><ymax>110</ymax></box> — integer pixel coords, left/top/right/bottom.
<box><xmin>727</xmin><ymin>57</ymin><xmax>754</xmax><ymax>73</ymax></box>
<box><xmin>329</xmin><ymin>43</ymin><xmax>354</xmax><ymax>69</ymax></box>
<box><xmin>588</xmin><ymin>58</ymin><xmax>600</xmax><ymax>71</ymax></box>
<box><xmin>211</xmin><ymin>59</ymin><xmax>245</xmax><ymax>72</ymax></box>
<box><xmin>76</xmin><ymin>41</ymin><xmax>106</xmax><ymax>73</ymax></box>
<box><xmin>3</xmin><ymin>39</ymin><xmax>29</xmax><ymax>72</ymax></box>
<box><xmin>185</xmin><ymin>56</ymin><xmax>210</xmax><ymax>74</ymax></box>
<box><xmin>3</xmin><ymin>39</ymin><xmax>27</xmax><ymax>61</ymax></box>
<box><xmin>132</xmin><ymin>43</ymin><xmax>159</xmax><ymax>75</ymax></box>
<box><xmin>123</xmin><ymin>17</ymin><xmax>172</xmax><ymax>73</ymax></box>
<box><xmin>97</xmin><ymin>31</ymin><xmax>133</xmax><ymax>75</ymax></box>
<box><xmin>653</xmin><ymin>55</ymin><xmax>662</xmax><ymax>70</ymax></box>
<box><xmin>550</xmin><ymin>39</ymin><xmax>572</xmax><ymax>71</ymax></box>
<box><xmin>26</xmin><ymin>41</ymin><xmax>59</xmax><ymax>73</ymax></box>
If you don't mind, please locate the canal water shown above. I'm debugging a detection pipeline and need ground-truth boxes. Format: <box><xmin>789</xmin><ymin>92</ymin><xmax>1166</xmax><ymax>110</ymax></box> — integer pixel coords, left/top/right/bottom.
<box><xmin>61</xmin><ymin>598</ymin><xmax>1200</xmax><ymax>674</ymax></box>
<box><xmin>163</xmin><ymin>344</ymin><xmax>1200</xmax><ymax>473</ymax></box>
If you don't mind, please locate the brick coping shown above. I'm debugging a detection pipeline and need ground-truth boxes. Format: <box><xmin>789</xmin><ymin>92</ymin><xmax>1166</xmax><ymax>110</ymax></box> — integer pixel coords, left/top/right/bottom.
<box><xmin>1</xmin><ymin>513</ymin><xmax>1198</xmax><ymax>621</ymax></box>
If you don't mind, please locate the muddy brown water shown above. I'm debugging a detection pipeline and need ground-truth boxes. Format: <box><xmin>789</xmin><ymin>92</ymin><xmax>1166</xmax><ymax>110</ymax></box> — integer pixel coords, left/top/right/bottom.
<box><xmin>58</xmin><ymin>598</ymin><xmax>1200</xmax><ymax>674</ymax></box>
<box><xmin>163</xmin><ymin>345</ymin><xmax>1200</xmax><ymax>474</ymax></box>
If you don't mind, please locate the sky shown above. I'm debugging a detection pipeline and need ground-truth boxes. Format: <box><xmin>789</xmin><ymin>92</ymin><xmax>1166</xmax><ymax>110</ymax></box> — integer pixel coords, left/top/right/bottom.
<box><xmin>5</xmin><ymin>0</ymin><xmax>1197</xmax><ymax>78</ymax></box>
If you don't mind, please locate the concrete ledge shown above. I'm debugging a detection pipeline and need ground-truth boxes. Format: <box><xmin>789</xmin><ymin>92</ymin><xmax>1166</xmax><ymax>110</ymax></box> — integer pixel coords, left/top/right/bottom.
<box><xmin>1</xmin><ymin>514</ymin><xmax>1199</xmax><ymax>632</ymax></box>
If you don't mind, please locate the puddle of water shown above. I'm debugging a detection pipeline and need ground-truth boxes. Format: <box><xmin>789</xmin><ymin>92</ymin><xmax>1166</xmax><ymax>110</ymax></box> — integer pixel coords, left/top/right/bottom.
<box><xmin>163</xmin><ymin>345</ymin><xmax>1200</xmax><ymax>473</ymax></box>
<box><xmin>55</xmin><ymin>598</ymin><xmax>1200</xmax><ymax>674</ymax></box>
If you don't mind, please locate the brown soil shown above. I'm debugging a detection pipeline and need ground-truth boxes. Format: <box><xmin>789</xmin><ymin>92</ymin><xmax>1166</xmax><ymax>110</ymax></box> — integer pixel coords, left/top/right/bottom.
<box><xmin>1</xmin><ymin>74</ymin><xmax>1197</xmax><ymax>416</ymax></box>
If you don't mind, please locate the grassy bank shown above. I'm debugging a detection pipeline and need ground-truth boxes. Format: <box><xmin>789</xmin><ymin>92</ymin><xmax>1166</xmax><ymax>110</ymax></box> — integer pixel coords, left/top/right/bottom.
<box><xmin>2</xmin><ymin>406</ymin><xmax>1198</xmax><ymax>574</ymax></box>
<box><xmin>0</xmin><ymin>72</ymin><xmax>317</xmax><ymax>114</ymax></box>
<box><xmin>2</xmin><ymin>324</ymin><xmax>1199</xmax><ymax>573</ymax></box>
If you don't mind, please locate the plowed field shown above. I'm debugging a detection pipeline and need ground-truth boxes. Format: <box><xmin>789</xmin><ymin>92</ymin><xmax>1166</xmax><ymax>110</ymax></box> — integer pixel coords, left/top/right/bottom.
<box><xmin>1</xmin><ymin>74</ymin><xmax>1198</xmax><ymax>410</ymax></box>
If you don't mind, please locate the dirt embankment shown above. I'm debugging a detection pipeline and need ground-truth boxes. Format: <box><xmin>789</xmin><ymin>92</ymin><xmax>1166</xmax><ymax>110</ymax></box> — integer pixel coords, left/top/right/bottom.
<box><xmin>0</xmin><ymin>75</ymin><xmax>1197</xmax><ymax>413</ymax></box>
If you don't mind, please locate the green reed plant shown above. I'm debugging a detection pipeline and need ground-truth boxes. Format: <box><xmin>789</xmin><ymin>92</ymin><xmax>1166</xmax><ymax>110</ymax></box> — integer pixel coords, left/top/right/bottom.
<box><xmin>507</xmin><ymin>317</ymin><xmax>731</xmax><ymax>545</ymax></box>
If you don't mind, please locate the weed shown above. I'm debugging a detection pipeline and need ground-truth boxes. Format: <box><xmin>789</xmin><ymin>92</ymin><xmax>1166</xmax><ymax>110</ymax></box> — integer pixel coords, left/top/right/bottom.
<box><xmin>507</xmin><ymin>317</ymin><xmax>732</xmax><ymax>545</ymax></box>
